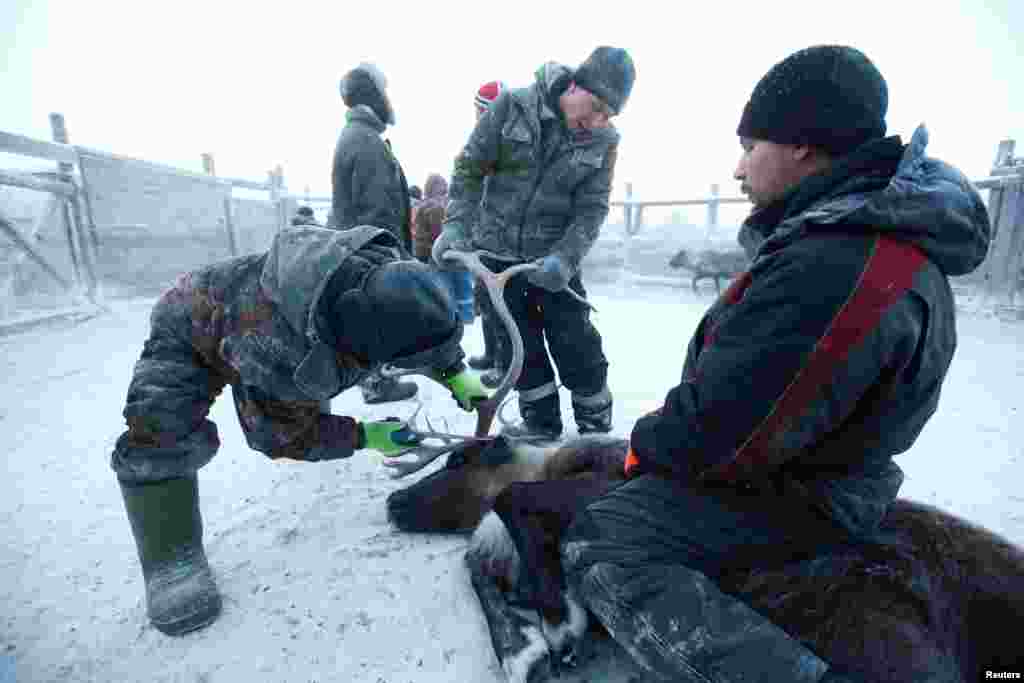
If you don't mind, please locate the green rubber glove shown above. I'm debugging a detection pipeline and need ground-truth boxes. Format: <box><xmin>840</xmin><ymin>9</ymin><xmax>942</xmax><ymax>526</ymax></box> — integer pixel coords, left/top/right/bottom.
<box><xmin>444</xmin><ymin>369</ymin><xmax>491</xmax><ymax>411</ymax></box>
<box><xmin>359</xmin><ymin>418</ymin><xmax>422</xmax><ymax>456</ymax></box>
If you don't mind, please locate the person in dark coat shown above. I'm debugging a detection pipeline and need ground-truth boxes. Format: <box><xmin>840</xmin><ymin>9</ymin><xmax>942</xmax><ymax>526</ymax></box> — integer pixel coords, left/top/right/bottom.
<box><xmin>560</xmin><ymin>45</ymin><xmax>991</xmax><ymax>682</ymax></box>
<box><xmin>291</xmin><ymin>205</ymin><xmax>320</xmax><ymax>226</ymax></box>
<box><xmin>330</xmin><ymin>61</ymin><xmax>417</xmax><ymax>404</ymax></box>
<box><xmin>111</xmin><ymin>225</ymin><xmax>489</xmax><ymax>637</ymax></box>
<box><xmin>433</xmin><ymin>48</ymin><xmax>636</xmax><ymax>439</ymax></box>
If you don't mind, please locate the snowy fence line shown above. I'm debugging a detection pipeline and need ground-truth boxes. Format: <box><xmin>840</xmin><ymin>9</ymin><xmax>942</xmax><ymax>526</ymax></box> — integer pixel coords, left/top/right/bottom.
<box><xmin>604</xmin><ymin>142</ymin><xmax>1024</xmax><ymax>306</ymax></box>
<box><xmin>1</xmin><ymin>115</ymin><xmax>1023</xmax><ymax>328</ymax></box>
<box><xmin>0</xmin><ymin>113</ymin><xmax>305</xmax><ymax>325</ymax></box>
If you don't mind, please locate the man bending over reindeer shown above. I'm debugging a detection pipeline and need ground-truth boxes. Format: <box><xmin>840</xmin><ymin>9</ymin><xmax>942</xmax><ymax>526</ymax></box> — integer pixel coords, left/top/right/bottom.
<box><xmin>110</xmin><ymin>224</ymin><xmax>489</xmax><ymax>636</ymax></box>
<box><xmin>557</xmin><ymin>45</ymin><xmax>990</xmax><ymax>682</ymax></box>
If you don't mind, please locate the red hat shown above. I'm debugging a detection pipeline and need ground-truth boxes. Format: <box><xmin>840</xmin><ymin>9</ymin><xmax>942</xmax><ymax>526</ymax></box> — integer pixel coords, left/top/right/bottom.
<box><xmin>474</xmin><ymin>80</ymin><xmax>506</xmax><ymax>111</ymax></box>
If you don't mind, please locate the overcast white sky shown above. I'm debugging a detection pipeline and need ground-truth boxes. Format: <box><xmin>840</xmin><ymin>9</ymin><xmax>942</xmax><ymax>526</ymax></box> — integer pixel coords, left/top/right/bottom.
<box><xmin>2</xmin><ymin>0</ymin><xmax>1022</xmax><ymax>203</ymax></box>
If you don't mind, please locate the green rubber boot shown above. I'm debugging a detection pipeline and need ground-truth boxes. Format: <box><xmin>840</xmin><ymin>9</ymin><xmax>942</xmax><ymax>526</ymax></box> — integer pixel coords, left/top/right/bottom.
<box><xmin>120</xmin><ymin>476</ymin><xmax>222</xmax><ymax>636</ymax></box>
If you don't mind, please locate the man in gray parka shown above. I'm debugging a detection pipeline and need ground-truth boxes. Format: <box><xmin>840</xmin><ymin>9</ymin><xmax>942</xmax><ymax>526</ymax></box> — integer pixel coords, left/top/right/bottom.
<box><xmin>330</xmin><ymin>61</ymin><xmax>417</xmax><ymax>404</ymax></box>
<box><xmin>433</xmin><ymin>47</ymin><xmax>636</xmax><ymax>440</ymax></box>
<box><xmin>111</xmin><ymin>225</ymin><xmax>488</xmax><ymax>636</ymax></box>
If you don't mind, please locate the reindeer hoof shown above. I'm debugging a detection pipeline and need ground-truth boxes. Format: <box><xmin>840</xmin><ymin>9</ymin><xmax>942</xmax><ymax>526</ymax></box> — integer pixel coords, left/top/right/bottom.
<box><xmin>502</xmin><ymin>625</ymin><xmax>554</xmax><ymax>683</ymax></box>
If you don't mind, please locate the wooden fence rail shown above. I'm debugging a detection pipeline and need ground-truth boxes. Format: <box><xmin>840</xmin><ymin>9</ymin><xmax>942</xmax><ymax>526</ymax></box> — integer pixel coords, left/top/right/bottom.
<box><xmin>1</xmin><ymin>114</ymin><xmax>1022</xmax><ymax>324</ymax></box>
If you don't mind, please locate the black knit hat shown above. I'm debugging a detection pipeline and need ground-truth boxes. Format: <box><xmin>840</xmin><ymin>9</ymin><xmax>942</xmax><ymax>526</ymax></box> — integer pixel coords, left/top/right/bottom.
<box><xmin>737</xmin><ymin>45</ymin><xmax>888</xmax><ymax>157</ymax></box>
<box><xmin>339</xmin><ymin>62</ymin><xmax>395</xmax><ymax>125</ymax></box>
<box><xmin>329</xmin><ymin>259</ymin><xmax>462</xmax><ymax>370</ymax></box>
<box><xmin>573</xmin><ymin>46</ymin><xmax>636</xmax><ymax>115</ymax></box>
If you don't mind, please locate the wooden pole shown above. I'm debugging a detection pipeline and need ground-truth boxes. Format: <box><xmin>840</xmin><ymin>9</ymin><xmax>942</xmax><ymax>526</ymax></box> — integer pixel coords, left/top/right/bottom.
<box><xmin>203</xmin><ymin>153</ymin><xmax>238</xmax><ymax>256</ymax></box>
<box><xmin>983</xmin><ymin>139</ymin><xmax>1023</xmax><ymax>302</ymax></box>
<box><xmin>706</xmin><ymin>183</ymin><xmax>720</xmax><ymax>240</ymax></box>
<box><xmin>0</xmin><ymin>210</ymin><xmax>73</xmax><ymax>290</ymax></box>
<box><xmin>624</xmin><ymin>182</ymin><xmax>634</xmax><ymax>235</ymax></box>
<box><xmin>50</xmin><ymin>112</ymin><xmax>99</xmax><ymax>300</ymax></box>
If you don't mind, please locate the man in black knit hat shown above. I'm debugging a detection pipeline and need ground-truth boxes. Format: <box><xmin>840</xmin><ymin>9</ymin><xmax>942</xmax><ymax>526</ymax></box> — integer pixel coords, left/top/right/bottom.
<box><xmin>329</xmin><ymin>61</ymin><xmax>419</xmax><ymax>404</ymax></box>
<box><xmin>110</xmin><ymin>225</ymin><xmax>488</xmax><ymax>637</ymax></box>
<box><xmin>433</xmin><ymin>46</ymin><xmax>635</xmax><ymax>440</ymax></box>
<box><xmin>560</xmin><ymin>45</ymin><xmax>991</xmax><ymax>681</ymax></box>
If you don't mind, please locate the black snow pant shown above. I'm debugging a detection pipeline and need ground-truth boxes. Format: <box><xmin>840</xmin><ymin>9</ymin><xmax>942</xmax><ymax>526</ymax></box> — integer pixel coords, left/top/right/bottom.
<box><xmin>474</xmin><ymin>277</ymin><xmax>512</xmax><ymax>369</ymax></box>
<box><xmin>561</xmin><ymin>473</ymin><xmax>837</xmax><ymax>683</ymax></box>
<box><xmin>483</xmin><ymin>257</ymin><xmax>608</xmax><ymax>411</ymax></box>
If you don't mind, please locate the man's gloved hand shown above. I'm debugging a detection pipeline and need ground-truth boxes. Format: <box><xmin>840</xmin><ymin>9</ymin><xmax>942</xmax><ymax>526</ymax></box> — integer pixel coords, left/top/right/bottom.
<box><xmin>444</xmin><ymin>369</ymin><xmax>490</xmax><ymax>411</ymax></box>
<box><xmin>431</xmin><ymin>229</ymin><xmax>467</xmax><ymax>271</ymax></box>
<box><xmin>359</xmin><ymin>418</ymin><xmax>422</xmax><ymax>456</ymax></box>
<box><xmin>526</xmin><ymin>254</ymin><xmax>571</xmax><ymax>292</ymax></box>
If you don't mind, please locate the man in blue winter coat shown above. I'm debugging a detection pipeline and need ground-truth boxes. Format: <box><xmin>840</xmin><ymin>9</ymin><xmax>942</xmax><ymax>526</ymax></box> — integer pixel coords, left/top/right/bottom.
<box><xmin>111</xmin><ymin>225</ymin><xmax>488</xmax><ymax>636</ymax></box>
<box><xmin>561</xmin><ymin>45</ymin><xmax>991</xmax><ymax>682</ymax></box>
<box><xmin>433</xmin><ymin>46</ymin><xmax>636</xmax><ymax>440</ymax></box>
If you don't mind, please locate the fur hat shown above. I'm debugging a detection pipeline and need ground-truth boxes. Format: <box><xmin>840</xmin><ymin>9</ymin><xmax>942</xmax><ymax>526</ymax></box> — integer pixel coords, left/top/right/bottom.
<box><xmin>339</xmin><ymin>62</ymin><xmax>395</xmax><ymax>125</ymax></box>
<box><xmin>573</xmin><ymin>46</ymin><xmax>635</xmax><ymax>115</ymax></box>
<box><xmin>736</xmin><ymin>45</ymin><xmax>888</xmax><ymax>157</ymax></box>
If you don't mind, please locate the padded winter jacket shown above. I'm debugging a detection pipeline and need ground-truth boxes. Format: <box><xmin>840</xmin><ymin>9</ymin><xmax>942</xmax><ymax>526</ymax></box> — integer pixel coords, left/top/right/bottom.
<box><xmin>141</xmin><ymin>226</ymin><xmax>459</xmax><ymax>463</ymax></box>
<box><xmin>443</xmin><ymin>63</ymin><xmax>619</xmax><ymax>273</ymax></box>
<box><xmin>629</xmin><ymin>126</ymin><xmax>991</xmax><ymax>538</ymax></box>
<box><xmin>330</xmin><ymin>105</ymin><xmax>412</xmax><ymax>251</ymax></box>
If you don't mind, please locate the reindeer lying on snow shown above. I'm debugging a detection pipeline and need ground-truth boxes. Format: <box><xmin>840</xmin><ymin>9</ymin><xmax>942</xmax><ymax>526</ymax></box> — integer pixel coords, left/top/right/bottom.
<box><xmin>383</xmin><ymin>252</ymin><xmax>1024</xmax><ymax>683</ymax></box>
<box><xmin>669</xmin><ymin>247</ymin><xmax>749</xmax><ymax>294</ymax></box>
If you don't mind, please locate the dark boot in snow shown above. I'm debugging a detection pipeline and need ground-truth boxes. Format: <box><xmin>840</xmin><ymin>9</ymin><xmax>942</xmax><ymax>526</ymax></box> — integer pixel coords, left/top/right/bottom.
<box><xmin>120</xmin><ymin>476</ymin><xmax>221</xmax><ymax>636</ymax></box>
<box><xmin>573</xmin><ymin>386</ymin><xmax>613</xmax><ymax>434</ymax></box>
<box><xmin>360</xmin><ymin>371</ymin><xmax>418</xmax><ymax>405</ymax></box>
<box><xmin>467</xmin><ymin>353</ymin><xmax>494</xmax><ymax>371</ymax></box>
<box><xmin>502</xmin><ymin>392</ymin><xmax>563</xmax><ymax>442</ymax></box>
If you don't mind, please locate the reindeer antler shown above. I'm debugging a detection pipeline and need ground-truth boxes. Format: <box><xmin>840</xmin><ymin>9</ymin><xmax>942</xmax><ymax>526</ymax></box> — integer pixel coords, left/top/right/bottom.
<box><xmin>382</xmin><ymin>249</ymin><xmax>595</xmax><ymax>477</ymax></box>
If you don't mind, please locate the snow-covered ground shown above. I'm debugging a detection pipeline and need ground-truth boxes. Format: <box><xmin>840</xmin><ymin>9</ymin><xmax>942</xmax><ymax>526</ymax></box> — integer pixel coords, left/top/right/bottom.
<box><xmin>1</xmin><ymin>279</ymin><xmax>1022</xmax><ymax>682</ymax></box>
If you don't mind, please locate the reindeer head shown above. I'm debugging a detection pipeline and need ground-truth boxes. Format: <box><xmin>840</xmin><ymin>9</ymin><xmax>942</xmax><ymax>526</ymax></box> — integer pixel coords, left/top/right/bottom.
<box><xmin>382</xmin><ymin>250</ymin><xmax>594</xmax><ymax>533</ymax></box>
<box><xmin>386</xmin><ymin>435</ymin><xmax>554</xmax><ymax>533</ymax></box>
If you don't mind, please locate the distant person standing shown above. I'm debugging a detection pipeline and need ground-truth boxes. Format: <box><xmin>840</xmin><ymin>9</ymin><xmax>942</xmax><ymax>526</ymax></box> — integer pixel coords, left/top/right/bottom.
<box><xmin>464</xmin><ymin>80</ymin><xmax>512</xmax><ymax>388</ymax></box>
<box><xmin>328</xmin><ymin>61</ymin><xmax>418</xmax><ymax>404</ymax></box>
<box><xmin>414</xmin><ymin>173</ymin><xmax>474</xmax><ymax>323</ymax></box>
<box><xmin>291</xmin><ymin>205</ymin><xmax>320</xmax><ymax>227</ymax></box>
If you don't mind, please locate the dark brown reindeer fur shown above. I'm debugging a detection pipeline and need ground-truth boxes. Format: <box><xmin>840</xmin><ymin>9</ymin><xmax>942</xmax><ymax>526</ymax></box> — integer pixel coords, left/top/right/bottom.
<box><xmin>386</xmin><ymin>435</ymin><xmax>1024</xmax><ymax>682</ymax></box>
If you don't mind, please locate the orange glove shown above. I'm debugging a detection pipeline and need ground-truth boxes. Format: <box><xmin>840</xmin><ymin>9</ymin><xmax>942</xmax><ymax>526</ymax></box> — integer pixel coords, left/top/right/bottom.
<box><xmin>624</xmin><ymin>445</ymin><xmax>641</xmax><ymax>477</ymax></box>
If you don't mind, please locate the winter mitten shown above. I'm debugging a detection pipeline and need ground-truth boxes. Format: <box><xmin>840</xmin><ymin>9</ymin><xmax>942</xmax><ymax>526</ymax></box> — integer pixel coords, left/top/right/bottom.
<box><xmin>443</xmin><ymin>369</ymin><xmax>491</xmax><ymax>411</ymax></box>
<box><xmin>359</xmin><ymin>418</ymin><xmax>422</xmax><ymax>455</ymax></box>
<box><xmin>526</xmin><ymin>254</ymin><xmax>571</xmax><ymax>292</ymax></box>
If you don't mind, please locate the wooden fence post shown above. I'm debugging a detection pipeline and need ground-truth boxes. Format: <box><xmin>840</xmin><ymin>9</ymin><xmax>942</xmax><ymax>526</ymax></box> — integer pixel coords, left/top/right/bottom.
<box><xmin>983</xmin><ymin>139</ymin><xmax>1024</xmax><ymax>303</ymax></box>
<box><xmin>624</xmin><ymin>182</ymin><xmax>634</xmax><ymax>235</ymax></box>
<box><xmin>202</xmin><ymin>153</ymin><xmax>239</xmax><ymax>256</ymax></box>
<box><xmin>706</xmin><ymin>183</ymin><xmax>720</xmax><ymax>239</ymax></box>
<box><xmin>50</xmin><ymin>112</ymin><xmax>99</xmax><ymax>301</ymax></box>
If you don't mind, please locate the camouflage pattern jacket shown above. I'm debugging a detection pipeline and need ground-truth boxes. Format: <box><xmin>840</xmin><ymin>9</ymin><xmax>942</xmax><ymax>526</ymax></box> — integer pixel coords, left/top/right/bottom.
<box><xmin>181</xmin><ymin>226</ymin><xmax>401</xmax><ymax>461</ymax></box>
<box><xmin>444</xmin><ymin>63</ymin><xmax>619</xmax><ymax>274</ymax></box>
<box><xmin>330</xmin><ymin>105</ymin><xmax>412</xmax><ymax>251</ymax></box>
